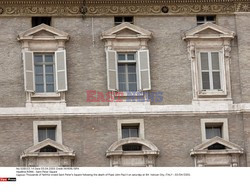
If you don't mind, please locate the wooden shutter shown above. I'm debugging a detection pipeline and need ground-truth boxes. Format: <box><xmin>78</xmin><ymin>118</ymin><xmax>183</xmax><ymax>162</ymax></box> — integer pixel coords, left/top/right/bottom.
<box><xmin>23</xmin><ymin>51</ymin><xmax>35</xmax><ymax>92</ymax></box>
<box><xmin>55</xmin><ymin>50</ymin><xmax>68</xmax><ymax>92</ymax></box>
<box><xmin>106</xmin><ymin>50</ymin><xmax>118</xmax><ymax>91</ymax></box>
<box><xmin>137</xmin><ymin>50</ymin><xmax>151</xmax><ymax>91</ymax></box>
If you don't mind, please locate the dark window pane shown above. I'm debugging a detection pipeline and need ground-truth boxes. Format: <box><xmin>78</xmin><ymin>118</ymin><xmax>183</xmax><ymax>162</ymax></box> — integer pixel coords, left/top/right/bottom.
<box><xmin>128</xmin><ymin>74</ymin><xmax>137</xmax><ymax>83</ymax></box>
<box><xmin>45</xmin><ymin>55</ymin><xmax>54</xmax><ymax>63</ymax></box>
<box><xmin>114</xmin><ymin>17</ymin><xmax>123</xmax><ymax>23</ymax></box>
<box><xmin>40</xmin><ymin>146</ymin><xmax>57</xmax><ymax>152</ymax></box>
<box><xmin>118</xmin><ymin>54</ymin><xmax>126</xmax><ymax>61</ymax></box>
<box><xmin>127</xmin><ymin>54</ymin><xmax>135</xmax><ymax>60</ymax></box>
<box><xmin>34</xmin><ymin>55</ymin><xmax>43</xmax><ymax>63</ymax></box>
<box><xmin>35</xmin><ymin>65</ymin><xmax>43</xmax><ymax>74</ymax></box>
<box><xmin>207</xmin><ymin>16</ymin><xmax>215</xmax><ymax>21</ymax></box>
<box><xmin>46</xmin><ymin>84</ymin><xmax>54</xmax><ymax>92</ymax></box>
<box><xmin>130</xmin><ymin>128</ymin><xmax>139</xmax><ymax>137</ymax></box>
<box><xmin>124</xmin><ymin>16</ymin><xmax>133</xmax><ymax>23</ymax></box>
<box><xmin>36</xmin><ymin>84</ymin><xmax>44</xmax><ymax>93</ymax></box>
<box><xmin>213</xmin><ymin>72</ymin><xmax>221</xmax><ymax>89</ymax></box>
<box><xmin>38</xmin><ymin>127</ymin><xmax>56</xmax><ymax>142</ymax></box>
<box><xmin>35</xmin><ymin>75</ymin><xmax>44</xmax><ymax>84</ymax></box>
<box><xmin>32</xmin><ymin>17</ymin><xmax>51</xmax><ymax>27</ymax></box>
<box><xmin>119</xmin><ymin>83</ymin><xmax>126</xmax><ymax>92</ymax></box>
<box><xmin>118</xmin><ymin>64</ymin><xmax>126</xmax><ymax>73</ymax></box>
<box><xmin>127</xmin><ymin>64</ymin><xmax>136</xmax><ymax>73</ymax></box>
<box><xmin>47</xmin><ymin>128</ymin><xmax>56</xmax><ymax>140</ymax></box>
<box><xmin>208</xmin><ymin>143</ymin><xmax>225</xmax><ymax>150</ymax></box>
<box><xmin>129</xmin><ymin>83</ymin><xmax>137</xmax><ymax>92</ymax></box>
<box><xmin>122</xmin><ymin>144</ymin><xmax>142</xmax><ymax>151</ymax></box>
<box><xmin>38</xmin><ymin>129</ymin><xmax>47</xmax><ymax>142</ymax></box>
<box><xmin>122</xmin><ymin>128</ymin><xmax>129</xmax><ymax>138</ymax></box>
<box><xmin>118</xmin><ymin>74</ymin><xmax>126</xmax><ymax>83</ymax></box>
<box><xmin>202</xmin><ymin>72</ymin><xmax>210</xmax><ymax>90</ymax></box>
<box><xmin>197</xmin><ymin>16</ymin><xmax>205</xmax><ymax>22</ymax></box>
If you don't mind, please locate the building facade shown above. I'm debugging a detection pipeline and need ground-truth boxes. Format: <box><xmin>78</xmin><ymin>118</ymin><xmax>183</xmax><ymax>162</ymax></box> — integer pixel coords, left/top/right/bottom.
<box><xmin>0</xmin><ymin>0</ymin><xmax>250</xmax><ymax>167</ymax></box>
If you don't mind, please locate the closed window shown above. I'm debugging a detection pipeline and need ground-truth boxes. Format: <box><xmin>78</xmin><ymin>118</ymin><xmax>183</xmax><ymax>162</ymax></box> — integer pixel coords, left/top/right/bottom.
<box><xmin>38</xmin><ymin>126</ymin><xmax>56</xmax><ymax>142</ymax></box>
<box><xmin>205</xmin><ymin>123</ymin><xmax>222</xmax><ymax>139</ymax></box>
<box><xmin>200</xmin><ymin>51</ymin><xmax>221</xmax><ymax>91</ymax></box>
<box><xmin>118</xmin><ymin>53</ymin><xmax>137</xmax><ymax>92</ymax></box>
<box><xmin>34</xmin><ymin>53</ymin><xmax>55</xmax><ymax>93</ymax></box>
<box><xmin>122</xmin><ymin>124</ymin><xmax>139</xmax><ymax>138</ymax></box>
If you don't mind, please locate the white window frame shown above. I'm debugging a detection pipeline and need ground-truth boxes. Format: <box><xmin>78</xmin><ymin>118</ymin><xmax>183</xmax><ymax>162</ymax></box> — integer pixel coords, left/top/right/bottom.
<box><xmin>33</xmin><ymin>121</ymin><xmax>62</xmax><ymax>145</ymax></box>
<box><xmin>201</xmin><ymin>118</ymin><xmax>229</xmax><ymax>142</ymax></box>
<box><xmin>197</xmin><ymin>48</ymin><xmax>226</xmax><ymax>96</ymax></box>
<box><xmin>117</xmin><ymin>119</ymin><xmax>145</xmax><ymax>140</ymax></box>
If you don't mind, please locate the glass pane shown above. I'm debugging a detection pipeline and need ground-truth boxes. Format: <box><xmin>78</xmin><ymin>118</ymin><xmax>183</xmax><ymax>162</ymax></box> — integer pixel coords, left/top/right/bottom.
<box><xmin>35</xmin><ymin>65</ymin><xmax>43</xmax><ymax>74</ymax></box>
<box><xmin>46</xmin><ymin>74</ymin><xmax>54</xmax><ymax>83</ymax></box>
<box><xmin>47</xmin><ymin>128</ymin><xmax>56</xmax><ymax>141</ymax></box>
<box><xmin>130</xmin><ymin>128</ymin><xmax>139</xmax><ymax>137</ymax></box>
<box><xmin>45</xmin><ymin>65</ymin><xmax>54</xmax><ymax>73</ymax></box>
<box><xmin>129</xmin><ymin>83</ymin><xmax>137</xmax><ymax>91</ymax></box>
<box><xmin>35</xmin><ymin>75</ymin><xmax>44</xmax><ymax>84</ymax></box>
<box><xmin>127</xmin><ymin>54</ymin><xmax>135</xmax><ymax>60</ymax></box>
<box><xmin>45</xmin><ymin>55</ymin><xmax>53</xmax><ymax>63</ymax></box>
<box><xmin>202</xmin><ymin>72</ymin><xmax>210</xmax><ymax>90</ymax></box>
<box><xmin>119</xmin><ymin>83</ymin><xmax>126</xmax><ymax>92</ymax></box>
<box><xmin>118</xmin><ymin>54</ymin><xmax>126</xmax><ymax>61</ymax></box>
<box><xmin>124</xmin><ymin>16</ymin><xmax>133</xmax><ymax>23</ymax></box>
<box><xmin>211</xmin><ymin>52</ymin><xmax>220</xmax><ymax>70</ymax></box>
<box><xmin>206</xmin><ymin>127</ymin><xmax>222</xmax><ymax>139</ymax></box>
<box><xmin>34</xmin><ymin>55</ymin><xmax>43</xmax><ymax>63</ymax></box>
<box><xmin>128</xmin><ymin>74</ymin><xmax>137</xmax><ymax>83</ymax></box>
<box><xmin>200</xmin><ymin>53</ymin><xmax>209</xmax><ymax>70</ymax></box>
<box><xmin>122</xmin><ymin>128</ymin><xmax>129</xmax><ymax>138</ymax></box>
<box><xmin>36</xmin><ymin>84</ymin><xmax>44</xmax><ymax>93</ymax></box>
<box><xmin>38</xmin><ymin>129</ymin><xmax>47</xmax><ymax>142</ymax></box>
<box><xmin>118</xmin><ymin>64</ymin><xmax>126</xmax><ymax>73</ymax></box>
<box><xmin>213</xmin><ymin>72</ymin><xmax>221</xmax><ymax>89</ymax></box>
<box><xmin>114</xmin><ymin>17</ymin><xmax>123</xmax><ymax>23</ymax></box>
<box><xmin>46</xmin><ymin>84</ymin><xmax>54</xmax><ymax>92</ymax></box>
<box><xmin>118</xmin><ymin>74</ymin><xmax>126</xmax><ymax>83</ymax></box>
<box><xmin>197</xmin><ymin>16</ymin><xmax>204</xmax><ymax>22</ymax></box>
<box><xmin>207</xmin><ymin>16</ymin><xmax>215</xmax><ymax>21</ymax></box>
<box><xmin>127</xmin><ymin>64</ymin><xmax>136</xmax><ymax>73</ymax></box>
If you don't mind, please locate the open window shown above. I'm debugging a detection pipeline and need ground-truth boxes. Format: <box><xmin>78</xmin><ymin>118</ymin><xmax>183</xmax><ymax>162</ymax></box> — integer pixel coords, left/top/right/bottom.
<box><xmin>183</xmin><ymin>23</ymin><xmax>235</xmax><ymax>101</ymax></box>
<box><xmin>101</xmin><ymin>23</ymin><xmax>152</xmax><ymax>103</ymax></box>
<box><xmin>18</xmin><ymin>24</ymin><xmax>69</xmax><ymax>104</ymax></box>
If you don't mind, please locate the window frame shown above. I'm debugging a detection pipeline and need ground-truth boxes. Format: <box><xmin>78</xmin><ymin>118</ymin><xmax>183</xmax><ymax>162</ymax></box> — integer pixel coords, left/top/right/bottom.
<box><xmin>196</xmin><ymin>15</ymin><xmax>216</xmax><ymax>25</ymax></box>
<box><xmin>117</xmin><ymin>119</ymin><xmax>145</xmax><ymax>140</ymax></box>
<box><xmin>114</xmin><ymin>16</ymin><xmax>134</xmax><ymax>25</ymax></box>
<box><xmin>33</xmin><ymin>121</ymin><xmax>62</xmax><ymax>144</ymax></box>
<box><xmin>34</xmin><ymin>53</ymin><xmax>56</xmax><ymax>93</ymax></box>
<box><xmin>201</xmin><ymin>118</ymin><xmax>229</xmax><ymax>142</ymax></box>
<box><xmin>196</xmin><ymin>48</ymin><xmax>227</xmax><ymax>96</ymax></box>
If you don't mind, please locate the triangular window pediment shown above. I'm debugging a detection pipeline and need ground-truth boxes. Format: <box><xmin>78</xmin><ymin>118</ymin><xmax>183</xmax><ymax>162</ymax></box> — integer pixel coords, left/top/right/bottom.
<box><xmin>183</xmin><ymin>22</ymin><xmax>235</xmax><ymax>40</ymax></box>
<box><xmin>18</xmin><ymin>23</ymin><xmax>69</xmax><ymax>40</ymax></box>
<box><xmin>101</xmin><ymin>22</ymin><xmax>152</xmax><ymax>39</ymax></box>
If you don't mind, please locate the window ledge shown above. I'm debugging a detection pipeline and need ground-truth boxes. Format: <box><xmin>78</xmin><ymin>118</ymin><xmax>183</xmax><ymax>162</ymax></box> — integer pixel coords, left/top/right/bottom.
<box><xmin>115</xmin><ymin>91</ymin><xmax>144</xmax><ymax>97</ymax></box>
<box><xmin>31</xmin><ymin>92</ymin><xmax>61</xmax><ymax>98</ymax></box>
<box><xmin>198</xmin><ymin>90</ymin><xmax>227</xmax><ymax>97</ymax></box>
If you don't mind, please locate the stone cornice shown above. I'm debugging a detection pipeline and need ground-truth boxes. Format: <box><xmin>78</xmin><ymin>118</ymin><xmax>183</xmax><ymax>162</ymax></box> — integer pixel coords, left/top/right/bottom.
<box><xmin>0</xmin><ymin>0</ymin><xmax>249</xmax><ymax>16</ymax></box>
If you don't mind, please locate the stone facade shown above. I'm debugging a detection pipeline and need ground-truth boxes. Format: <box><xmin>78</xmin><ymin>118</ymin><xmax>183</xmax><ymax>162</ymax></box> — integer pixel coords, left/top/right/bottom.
<box><xmin>0</xmin><ymin>0</ymin><xmax>250</xmax><ymax>167</ymax></box>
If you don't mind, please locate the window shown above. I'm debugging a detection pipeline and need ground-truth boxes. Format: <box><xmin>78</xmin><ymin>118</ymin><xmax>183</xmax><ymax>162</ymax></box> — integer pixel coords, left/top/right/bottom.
<box><xmin>197</xmin><ymin>15</ymin><xmax>216</xmax><ymax>25</ymax></box>
<box><xmin>200</xmin><ymin>51</ymin><xmax>222</xmax><ymax>91</ymax></box>
<box><xmin>118</xmin><ymin>119</ymin><xmax>144</xmax><ymax>140</ymax></box>
<box><xmin>118</xmin><ymin>53</ymin><xmax>137</xmax><ymax>92</ymax></box>
<box><xmin>205</xmin><ymin>123</ymin><xmax>222</xmax><ymax>139</ymax></box>
<box><xmin>38</xmin><ymin>126</ymin><xmax>56</xmax><ymax>142</ymax></box>
<box><xmin>40</xmin><ymin>145</ymin><xmax>58</xmax><ymax>152</ymax></box>
<box><xmin>201</xmin><ymin>118</ymin><xmax>229</xmax><ymax>142</ymax></box>
<box><xmin>114</xmin><ymin>16</ymin><xmax>134</xmax><ymax>25</ymax></box>
<box><xmin>33</xmin><ymin>121</ymin><xmax>62</xmax><ymax>144</ymax></box>
<box><xmin>183</xmin><ymin>23</ymin><xmax>235</xmax><ymax>100</ymax></box>
<box><xmin>32</xmin><ymin>17</ymin><xmax>51</xmax><ymax>27</ymax></box>
<box><xmin>18</xmin><ymin>24</ymin><xmax>69</xmax><ymax>102</ymax></box>
<box><xmin>34</xmin><ymin>53</ymin><xmax>55</xmax><ymax>93</ymax></box>
<box><xmin>122</xmin><ymin>124</ymin><xmax>139</xmax><ymax>138</ymax></box>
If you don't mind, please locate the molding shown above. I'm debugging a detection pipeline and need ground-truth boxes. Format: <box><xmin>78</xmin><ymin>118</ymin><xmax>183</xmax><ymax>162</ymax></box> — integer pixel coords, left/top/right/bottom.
<box><xmin>0</xmin><ymin>1</ymin><xmax>250</xmax><ymax>16</ymax></box>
